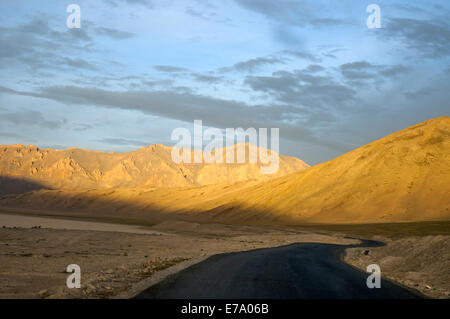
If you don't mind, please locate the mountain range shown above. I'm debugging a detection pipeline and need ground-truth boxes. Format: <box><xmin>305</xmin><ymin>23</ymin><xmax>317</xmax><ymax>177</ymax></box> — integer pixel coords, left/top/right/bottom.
<box><xmin>0</xmin><ymin>116</ymin><xmax>449</xmax><ymax>224</ymax></box>
<box><xmin>0</xmin><ymin>143</ymin><xmax>307</xmax><ymax>195</ymax></box>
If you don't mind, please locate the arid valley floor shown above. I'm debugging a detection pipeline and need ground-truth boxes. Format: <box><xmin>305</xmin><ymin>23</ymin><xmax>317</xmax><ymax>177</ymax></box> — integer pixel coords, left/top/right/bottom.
<box><xmin>0</xmin><ymin>210</ymin><xmax>449</xmax><ymax>299</ymax></box>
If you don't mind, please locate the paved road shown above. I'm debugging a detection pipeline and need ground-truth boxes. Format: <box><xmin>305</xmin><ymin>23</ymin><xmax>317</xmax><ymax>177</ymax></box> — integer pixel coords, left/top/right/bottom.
<box><xmin>136</xmin><ymin>240</ymin><xmax>423</xmax><ymax>299</ymax></box>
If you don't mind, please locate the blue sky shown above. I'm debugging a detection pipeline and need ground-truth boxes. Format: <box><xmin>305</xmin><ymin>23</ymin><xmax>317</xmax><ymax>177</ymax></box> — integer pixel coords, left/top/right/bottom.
<box><xmin>0</xmin><ymin>0</ymin><xmax>449</xmax><ymax>164</ymax></box>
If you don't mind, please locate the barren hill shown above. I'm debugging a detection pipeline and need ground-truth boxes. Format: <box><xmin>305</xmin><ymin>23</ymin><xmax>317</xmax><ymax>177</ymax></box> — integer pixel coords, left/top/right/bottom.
<box><xmin>202</xmin><ymin>116</ymin><xmax>450</xmax><ymax>223</ymax></box>
<box><xmin>1</xmin><ymin>117</ymin><xmax>449</xmax><ymax>224</ymax></box>
<box><xmin>0</xmin><ymin>143</ymin><xmax>308</xmax><ymax>195</ymax></box>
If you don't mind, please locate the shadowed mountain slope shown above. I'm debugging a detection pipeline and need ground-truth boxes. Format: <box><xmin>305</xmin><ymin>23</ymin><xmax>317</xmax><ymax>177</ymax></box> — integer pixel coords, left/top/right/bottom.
<box><xmin>1</xmin><ymin>117</ymin><xmax>449</xmax><ymax>224</ymax></box>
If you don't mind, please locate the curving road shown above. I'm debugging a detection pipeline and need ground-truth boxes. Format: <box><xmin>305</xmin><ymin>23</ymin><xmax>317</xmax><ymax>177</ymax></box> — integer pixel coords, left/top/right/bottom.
<box><xmin>135</xmin><ymin>240</ymin><xmax>423</xmax><ymax>299</ymax></box>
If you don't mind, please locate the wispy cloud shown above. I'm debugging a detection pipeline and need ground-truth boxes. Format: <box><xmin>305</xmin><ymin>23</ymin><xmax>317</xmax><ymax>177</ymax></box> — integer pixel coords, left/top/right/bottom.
<box><xmin>219</xmin><ymin>56</ymin><xmax>285</xmax><ymax>73</ymax></box>
<box><xmin>377</xmin><ymin>18</ymin><xmax>450</xmax><ymax>58</ymax></box>
<box><xmin>97</xmin><ymin>137</ymin><xmax>150</xmax><ymax>146</ymax></box>
<box><xmin>153</xmin><ymin>65</ymin><xmax>190</xmax><ymax>73</ymax></box>
<box><xmin>0</xmin><ymin>109</ymin><xmax>66</xmax><ymax>129</ymax></box>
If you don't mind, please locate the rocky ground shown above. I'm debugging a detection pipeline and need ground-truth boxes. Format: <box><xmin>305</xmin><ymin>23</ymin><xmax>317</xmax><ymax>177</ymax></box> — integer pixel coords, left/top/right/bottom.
<box><xmin>345</xmin><ymin>235</ymin><xmax>450</xmax><ymax>299</ymax></box>
<box><xmin>0</xmin><ymin>222</ymin><xmax>355</xmax><ymax>299</ymax></box>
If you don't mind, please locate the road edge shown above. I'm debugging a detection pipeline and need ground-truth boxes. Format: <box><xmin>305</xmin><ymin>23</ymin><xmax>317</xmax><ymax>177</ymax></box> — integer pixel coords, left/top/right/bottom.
<box><xmin>111</xmin><ymin>255</ymin><xmax>211</xmax><ymax>299</ymax></box>
<box><xmin>340</xmin><ymin>243</ymin><xmax>427</xmax><ymax>298</ymax></box>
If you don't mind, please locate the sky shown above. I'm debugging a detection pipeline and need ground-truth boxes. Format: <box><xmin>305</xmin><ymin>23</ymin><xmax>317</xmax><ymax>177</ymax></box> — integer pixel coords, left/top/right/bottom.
<box><xmin>0</xmin><ymin>0</ymin><xmax>449</xmax><ymax>165</ymax></box>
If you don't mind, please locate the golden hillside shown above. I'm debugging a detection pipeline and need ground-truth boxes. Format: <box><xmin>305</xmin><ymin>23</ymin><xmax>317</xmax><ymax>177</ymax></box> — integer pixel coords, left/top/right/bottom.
<box><xmin>203</xmin><ymin>116</ymin><xmax>450</xmax><ymax>223</ymax></box>
<box><xmin>1</xmin><ymin>117</ymin><xmax>449</xmax><ymax>224</ymax></box>
<box><xmin>0</xmin><ymin>143</ymin><xmax>308</xmax><ymax>195</ymax></box>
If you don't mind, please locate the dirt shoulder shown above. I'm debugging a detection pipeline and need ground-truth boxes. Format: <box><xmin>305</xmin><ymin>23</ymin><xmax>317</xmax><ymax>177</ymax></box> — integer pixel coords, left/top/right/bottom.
<box><xmin>345</xmin><ymin>235</ymin><xmax>450</xmax><ymax>299</ymax></box>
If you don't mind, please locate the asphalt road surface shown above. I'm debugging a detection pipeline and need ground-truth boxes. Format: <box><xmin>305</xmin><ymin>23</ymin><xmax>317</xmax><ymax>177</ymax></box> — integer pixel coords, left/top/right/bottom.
<box><xmin>136</xmin><ymin>240</ymin><xmax>423</xmax><ymax>299</ymax></box>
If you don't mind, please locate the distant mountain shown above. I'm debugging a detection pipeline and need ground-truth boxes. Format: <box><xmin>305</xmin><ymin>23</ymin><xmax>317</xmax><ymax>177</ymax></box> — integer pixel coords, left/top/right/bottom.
<box><xmin>1</xmin><ymin>117</ymin><xmax>449</xmax><ymax>224</ymax></box>
<box><xmin>0</xmin><ymin>143</ymin><xmax>308</xmax><ymax>195</ymax></box>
